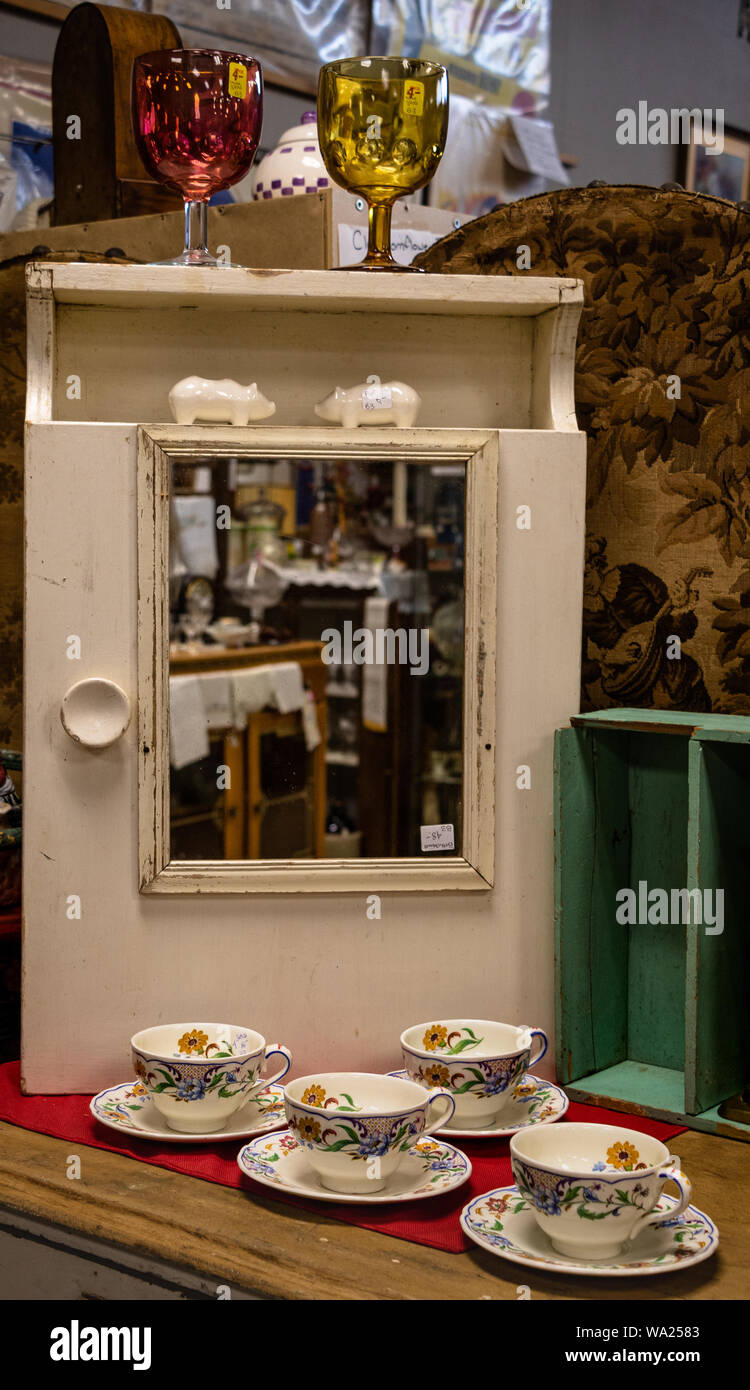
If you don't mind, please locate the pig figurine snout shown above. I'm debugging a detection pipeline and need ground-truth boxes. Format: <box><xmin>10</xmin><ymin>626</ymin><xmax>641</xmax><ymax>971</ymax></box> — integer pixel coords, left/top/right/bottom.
<box><xmin>314</xmin><ymin>374</ymin><xmax>421</xmax><ymax>428</ymax></box>
<box><xmin>169</xmin><ymin>376</ymin><xmax>276</xmax><ymax>426</ymax></box>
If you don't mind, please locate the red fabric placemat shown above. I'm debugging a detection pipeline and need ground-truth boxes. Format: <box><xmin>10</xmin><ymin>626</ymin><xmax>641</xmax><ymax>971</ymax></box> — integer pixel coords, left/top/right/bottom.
<box><xmin>0</xmin><ymin>1061</ymin><xmax>687</xmax><ymax>1254</ymax></box>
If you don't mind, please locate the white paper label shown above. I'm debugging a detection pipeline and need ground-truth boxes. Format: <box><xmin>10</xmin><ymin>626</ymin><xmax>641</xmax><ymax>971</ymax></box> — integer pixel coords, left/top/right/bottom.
<box><xmin>337</xmin><ymin>223</ymin><xmax>444</xmax><ymax>267</ymax></box>
<box><xmin>504</xmin><ymin>115</ymin><xmax>570</xmax><ymax>186</ymax></box>
<box><xmin>362</xmin><ymin>385</ymin><xmax>392</xmax><ymax>411</ymax></box>
<box><xmin>172</xmin><ymin>495</ymin><xmax>219</xmax><ymax>579</ymax></box>
<box><xmin>420</xmin><ymin>823</ymin><xmax>455</xmax><ymax>852</ymax></box>
<box><xmin>301</xmin><ymin>699</ymin><xmax>322</xmax><ymax>752</ymax></box>
<box><xmin>169</xmin><ymin>676</ymin><xmax>210</xmax><ymax>771</ymax></box>
<box><xmin>361</xmin><ymin>596</ymin><xmax>389</xmax><ymax>731</ymax></box>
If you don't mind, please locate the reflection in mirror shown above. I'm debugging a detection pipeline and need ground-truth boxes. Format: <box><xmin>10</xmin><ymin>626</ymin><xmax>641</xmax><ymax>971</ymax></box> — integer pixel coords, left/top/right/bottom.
<box><xmin>168</xmin><ymin>456</ymin><xmax>465</xmax><ymax>862</ymax></box>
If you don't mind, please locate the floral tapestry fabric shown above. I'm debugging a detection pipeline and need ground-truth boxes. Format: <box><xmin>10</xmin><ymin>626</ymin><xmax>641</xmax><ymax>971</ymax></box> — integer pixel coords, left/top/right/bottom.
<box><xmin>417</xmin><ymin>185</ymin><xmax>750</xmax><ymax>713</ymax></box>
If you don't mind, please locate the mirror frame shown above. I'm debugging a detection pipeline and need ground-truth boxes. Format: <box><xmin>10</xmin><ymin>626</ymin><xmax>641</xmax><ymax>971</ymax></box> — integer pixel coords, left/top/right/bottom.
<box><xmin>137</xmin><ymin>425</ymin><xmax>498</xmax><ymax>893</ymax></box>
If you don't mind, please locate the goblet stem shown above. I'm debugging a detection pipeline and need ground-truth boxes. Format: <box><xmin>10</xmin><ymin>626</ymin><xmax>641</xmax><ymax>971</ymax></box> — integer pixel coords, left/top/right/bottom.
<box><xmin>181</xmin><ymin>200</ymin><xmax>217</xmax><ymax>266</ymax></box>
<box><xmin>357</xmin><ymin>200</ymin><xmax>423</xmax><ymax>273</ymax></box>
<box><xmin>185</xmin><ymin>200</ymin><xmax>207</xmax><ymax>254</ymax></box>
<box><xmin>367</xmin><ymin>202</ymin><xmax>395</xmax><ymax>268</ymax></box>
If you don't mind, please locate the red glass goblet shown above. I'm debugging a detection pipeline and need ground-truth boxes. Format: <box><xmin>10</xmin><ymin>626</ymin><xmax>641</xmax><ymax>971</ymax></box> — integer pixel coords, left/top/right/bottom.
<box><xmin>132</xmin><ymin>48</ymin><xmax>263</xmax><ymax>266</ymax></box>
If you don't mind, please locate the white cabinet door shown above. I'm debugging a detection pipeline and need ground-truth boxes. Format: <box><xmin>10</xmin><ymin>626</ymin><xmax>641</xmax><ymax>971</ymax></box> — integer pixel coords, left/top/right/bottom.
<box><xmin>24</xmin><ymin>420</ymin><xmax>584</xmax><ymax>1094</ymax></box>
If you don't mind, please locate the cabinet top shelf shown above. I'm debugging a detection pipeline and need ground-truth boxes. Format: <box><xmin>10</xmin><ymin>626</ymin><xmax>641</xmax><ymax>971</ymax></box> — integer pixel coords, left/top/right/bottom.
<box><xmin>26</xmin><ymin>262</ymin><xmax>583</xmax><ymax>319</ymax></box>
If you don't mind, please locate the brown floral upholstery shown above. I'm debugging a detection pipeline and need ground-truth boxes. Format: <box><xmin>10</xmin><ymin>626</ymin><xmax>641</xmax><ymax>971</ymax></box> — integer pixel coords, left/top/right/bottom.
<box><xmin>417</xmin><ymin>185</ymin><xmax>750</xmax><ymax>713</ymax></box>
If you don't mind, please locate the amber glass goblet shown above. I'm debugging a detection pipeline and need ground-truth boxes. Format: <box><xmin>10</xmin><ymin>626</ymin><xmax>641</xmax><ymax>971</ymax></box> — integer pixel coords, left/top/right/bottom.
<box><xmin>132</xmin><ymin>48</ymin><xmax>263</xmax><ymax>266</ymax></box>
<box><xmin>318</xmin><ymin>56</ymin><xmax>448</xmax><ymax>272</ymax></box>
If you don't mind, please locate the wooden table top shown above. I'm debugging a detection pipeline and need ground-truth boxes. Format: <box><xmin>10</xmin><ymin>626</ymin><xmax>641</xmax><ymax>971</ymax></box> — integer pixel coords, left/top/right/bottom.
<box><xmin>0</xmin><ymin>1121</ymin><xmax>745</xmax><ymax>1300</ymax></box>
<box><xmin>169</xmin><ymin>639</ymin><xmax>324</xmax><ymax>675</ymax></box>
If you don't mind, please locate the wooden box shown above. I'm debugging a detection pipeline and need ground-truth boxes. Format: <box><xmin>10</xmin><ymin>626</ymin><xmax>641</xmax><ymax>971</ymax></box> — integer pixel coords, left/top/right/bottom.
<box><xmin>555</xmin><ymin>708</ymin><xmax>750</xmax><ymax>1140</ymax></box>
<box><xmin>52</xmin><ymin>3</ymin><xmax>183</xmax><ymax>224</ymax></box>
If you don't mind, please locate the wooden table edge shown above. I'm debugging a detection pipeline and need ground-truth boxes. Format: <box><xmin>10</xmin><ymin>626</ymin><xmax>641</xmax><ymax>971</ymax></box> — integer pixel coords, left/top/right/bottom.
<box><xmin>0</xmin><ymin>1121</ymin><xmax>742</xmax><ymax>1301</ymax></box>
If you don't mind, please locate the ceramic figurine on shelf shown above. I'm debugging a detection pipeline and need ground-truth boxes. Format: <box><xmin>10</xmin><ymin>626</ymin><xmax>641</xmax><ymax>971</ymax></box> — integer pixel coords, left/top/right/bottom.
<box><xmin>314</xmin><ymin>374</ymin><xmax>421</xmax><ymax>428</ymax></box>
<box><xmin>169</xmin><ymin>376</ymin><xmax>276</xmax><ymax>426</ymax></box>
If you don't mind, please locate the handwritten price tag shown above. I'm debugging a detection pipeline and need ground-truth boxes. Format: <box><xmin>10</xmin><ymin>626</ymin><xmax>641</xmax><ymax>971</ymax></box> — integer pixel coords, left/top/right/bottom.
<box><xmin>420</xmin><ymin>823</ymin><xmax>455</xmax><ymax>852</ymax></box>
<box><xmin>228</xmin><ymin>63</ymin><xmax>248</xmax><ymax>99</ymax></box>
<box><xmin>362</xmin><ymin>385</ymin><xmax>392</xmax><ymax>411</ymax></box>
<box><xmin>403</xmin><ymin>81</ymin><xmax>424</xmax><ymax>116</ymax></box>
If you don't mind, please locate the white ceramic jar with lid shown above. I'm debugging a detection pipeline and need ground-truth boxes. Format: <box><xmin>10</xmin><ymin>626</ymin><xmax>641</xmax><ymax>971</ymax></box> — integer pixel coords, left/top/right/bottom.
<box><xmin>253</xmin><ymin>111</ymin><xmax>329</xmax><ymax>200</ymax></box>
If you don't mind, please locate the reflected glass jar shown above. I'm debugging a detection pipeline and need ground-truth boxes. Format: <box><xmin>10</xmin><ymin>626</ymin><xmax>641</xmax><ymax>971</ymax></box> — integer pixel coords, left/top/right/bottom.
<box><xmin>243</xmin><ymin>493</ymin><xmax>286</xmax><ymax>563</ymax></box>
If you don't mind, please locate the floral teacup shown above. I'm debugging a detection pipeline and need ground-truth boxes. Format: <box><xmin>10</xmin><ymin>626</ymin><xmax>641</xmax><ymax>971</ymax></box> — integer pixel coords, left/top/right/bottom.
<box><xmin>510</xmin><ymin>1121</ymin><xmax>693</xmax><ymax>1260</ymax></box>
<box><xmin>284</xmin><ymin>1072</ymin><xmax>455</xmax><ymax>1194</ymax></box>
<box><xmin>400</xmin><ymin>1019</ymin><xmax>548</xmax><ymax>1128</ymax></box>
<box><xmin>131</xmin><ymin>1023</ymin><xmax>292</xmax><ymax>1134</ymax></box>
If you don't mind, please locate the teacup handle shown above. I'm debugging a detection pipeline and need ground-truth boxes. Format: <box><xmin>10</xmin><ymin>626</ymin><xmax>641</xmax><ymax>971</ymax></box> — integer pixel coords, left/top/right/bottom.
<box><xmin>259</xmin><ymin>1043</ymin><xmax>292</xmax><ymax>1090</ymax></box>
<box><xmin>520</xmin><ymin>1027</ymin><xmax>548</xmax><ymax>1070</ymax></box>
<box><xmin>628</xmin><ymin>1156</ymin><xmax>693</xmax><ymax>1242</ymax></box>
<box><xmin>422</xmin><ymin>1086</ymin><xmax>455</xmax><ymax>1135</ymax></box>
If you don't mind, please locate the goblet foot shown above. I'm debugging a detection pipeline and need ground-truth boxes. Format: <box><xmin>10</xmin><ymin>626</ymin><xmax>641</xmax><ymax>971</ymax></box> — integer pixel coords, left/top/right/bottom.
<box><xmin>152</xmin><ymin>200</ymin><xmax>242</xmax><ymax>268</ymax></box>
<box><xmin>339</xmin><ymin>259</ymin><xmax>424</xmax><ymax>273</ymax></box>
<box><xmin>154</xmin><ymin>248</ymin><xmax>220</xmax><ymax>268</ymax></box>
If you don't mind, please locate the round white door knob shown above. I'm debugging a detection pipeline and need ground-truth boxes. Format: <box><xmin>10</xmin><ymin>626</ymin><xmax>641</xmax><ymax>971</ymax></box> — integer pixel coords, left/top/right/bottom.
<box><xmin>60</xmin><ymin>679</ymin><xmax>131</xmax><ymax>748</ymax></box>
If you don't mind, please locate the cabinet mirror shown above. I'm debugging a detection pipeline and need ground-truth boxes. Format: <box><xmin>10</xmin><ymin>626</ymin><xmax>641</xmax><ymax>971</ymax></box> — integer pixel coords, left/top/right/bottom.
<box><xmin>138</xmin><ymin>427</ymin><xmax>497</xmax><ymax>892</ymax></box>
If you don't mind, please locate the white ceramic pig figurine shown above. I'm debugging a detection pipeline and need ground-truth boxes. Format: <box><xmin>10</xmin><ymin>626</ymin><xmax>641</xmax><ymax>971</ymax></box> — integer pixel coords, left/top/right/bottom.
<box><xmin>314</xmin><ymin>374</ymin><xmax>421</xmax><ymax>428</ymax></box>
<box><xmin>169</xmin><ymin>376</ymin><xmax>276</xmax><ymax>426</ymax></box>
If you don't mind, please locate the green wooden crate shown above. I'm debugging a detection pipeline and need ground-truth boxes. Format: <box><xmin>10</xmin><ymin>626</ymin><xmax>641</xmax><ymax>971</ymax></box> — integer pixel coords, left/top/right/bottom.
<box><xmin>554</xmin><ymin>708</ymin><xmax>750</xmax><ymax>1141</ymax></box>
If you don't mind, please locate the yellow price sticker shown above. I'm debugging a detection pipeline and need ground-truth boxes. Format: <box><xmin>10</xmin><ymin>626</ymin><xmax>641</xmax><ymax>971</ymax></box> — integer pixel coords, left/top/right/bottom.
<box><xmin>403</xmin><ymin>81</ymin><xmax>424</xmax><ymax>116</ymax></box>
<box><xmin>228</xmin><ymin>62</ymin><xmax>248</xmax><ymax>99</ymax></box>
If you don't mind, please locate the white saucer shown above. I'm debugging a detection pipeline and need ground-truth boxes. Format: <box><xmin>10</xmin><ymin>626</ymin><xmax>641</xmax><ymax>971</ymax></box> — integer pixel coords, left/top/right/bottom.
<box><xmin>90</xmin><ymin>1081</ymin><xmax>286</xmax><ymax>1143</ymax></box>
<box><xmin>461</xmin><ymin>1186</ymin><xmax>719</xmax><ymax>1276</ymax></box>
<box><xmin>387</xmin><ymin>1070</ymin><xmax>569</xmax><ymax>1137</ymax></box>
<box><xmin>237</xmin><ymin>1129</ymin><xmax>471</xmax><ymax>1204</ymax></box>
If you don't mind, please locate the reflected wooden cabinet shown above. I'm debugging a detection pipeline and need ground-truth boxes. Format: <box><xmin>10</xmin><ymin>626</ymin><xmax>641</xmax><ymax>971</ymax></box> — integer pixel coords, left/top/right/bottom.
<box><xmin>169</xmin><ymin>642</ymin><xmax>327</xmax><ymax>860</ymax></box>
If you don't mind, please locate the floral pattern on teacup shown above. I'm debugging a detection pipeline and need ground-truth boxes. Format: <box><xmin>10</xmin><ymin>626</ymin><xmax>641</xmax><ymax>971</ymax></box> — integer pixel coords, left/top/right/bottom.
<box><xmin>287</xmin><ymin>1107</ymin><xmax>424</xmax><ymax>1162</ymax></box>
<box><xmin>421</xmin><ymin>1062</ymin><xmax>452</xmax><ymax>1088</ymax></box>
<box><xmin>422</xmin><ymin>1024</ymin><xmax>484</xmax><ymax>1055</ymax></box>
<box><xmin>512</xmin><ymin>1155</ymin><xmax>653</xmax><ymax>1220</ymax></box>
<box><xmin>175</xmin><ymin>1028</ymin><xmax>240</xmax><ymax>1059</ymax></box>
<box><xmin>298</xmin><ymin>1084</ymin><xmax>362</xmax><ymax>1112</ymax></box>
<box><xmin>408</xmin><ymin>1051</ymin><xmax>526</xmax><ymax>1102</ymax></box>
<box><xmin>595</xmin><ymin>1141</ymin><xmax>648</xmax><ymax>1172</ymax></box>
<box><xmin>132</xmin><ymin>1052</ymin><xmax>259</xmax><ymax>1103</ymax></box>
